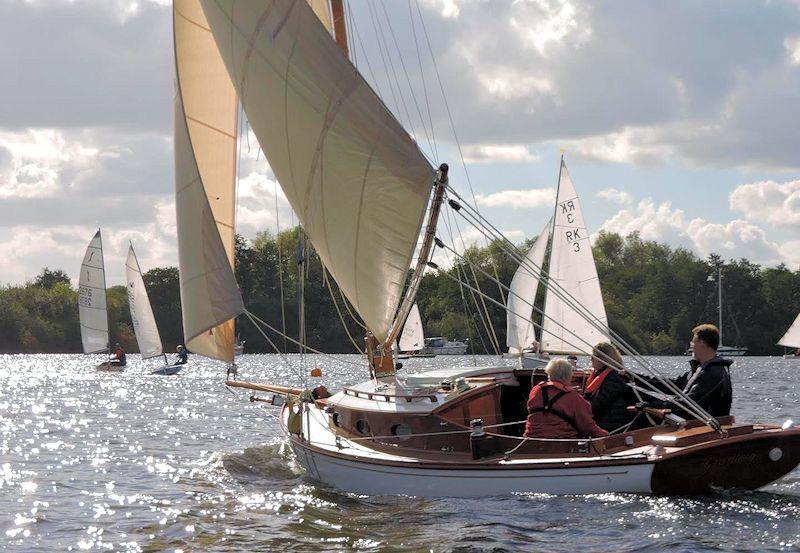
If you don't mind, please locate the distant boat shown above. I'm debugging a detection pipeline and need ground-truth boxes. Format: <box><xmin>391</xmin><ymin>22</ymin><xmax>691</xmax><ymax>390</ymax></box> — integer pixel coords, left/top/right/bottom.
<box><xmin>778</xmin><ymin>312</ymin><xmax>800</xmax><ymax>359</ymax></box>
<box><xmin>506</xmin><ymin>158</ymin><xmax>609</xmax><ymax>369</ymax></box>
<box><xmin>397</xmin><ymin>304</ymin><xmax>435</xmax><ymax>359</ymax></box>
<box><xmin>125</xmin><ymin>244</ymin><xmax>183</xmax><ymax>375</ymax></box>
<box><xmin>709</xmin><ymin>267</ymin><xmax>748</xmax><ymax>357</ymax></box>
<box><xmin>78</xmin><ymin>230</ymin><xmax>121</xmax><ymax>372</ymax></box>
<box><xmin>421</xmin><ymin>336</ymin><xmax>468</xmax><ymax>355</ymax></box>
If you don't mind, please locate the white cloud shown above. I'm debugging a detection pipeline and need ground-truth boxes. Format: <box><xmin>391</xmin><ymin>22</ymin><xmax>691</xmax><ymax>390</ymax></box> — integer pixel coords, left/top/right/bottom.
<box><xmin>563</xmin><ymin>127</ymin><xmax>672</xmax><ymax>165</ymax></box>
<box><xmin>599</xmin><ymin>198</ymin><xmax>791</xmax><ymax>266</ymax></box>
<box><xmin>474</xmin><ymin>188</ymin><xmax>555</xmax><ymax>209</ymax></box>
<box><xmin>0</xmin><ymin>129</ymin><xmax>102</xmax><ymax>198</ymax></box>
<box><xmin>729</xmin><ymin>179</ymin><xmax>800</xmax><ymax>229</ymax></box>
<box><xmin>686</xmin><ymin>218</ymin><xmax>784</xmax><ymax>265</ymax></box>
<box><xmin>510</xmin><ymin>0</ymin><xmax>592</xmax><ymax>56</ymax></box>
<box><xmin>0</xmin><ymin>225</ymin><xmax>174</xmax><ymax>286</ymax></box>
<box><xmin>462</xmin><ymin>144</ymin><xmax>540</xmax><ymax>163</ymax></box>
<box><xmin>234</xmin><ymin>172</ymin><xmax>294</xmax><ymax>236</ymax></box>
<box><xmin>785</xmin><ymin>36</ymin><xmax>800</xmax><ymax>66</ymax></box>
<box><xmin>596</xmin><ymin>187</ymin><xmax>632</xmax><ymax>205</ymax></box>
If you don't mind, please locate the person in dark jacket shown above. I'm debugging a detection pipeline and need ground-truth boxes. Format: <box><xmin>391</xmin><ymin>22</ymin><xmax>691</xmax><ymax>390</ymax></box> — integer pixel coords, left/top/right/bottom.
<box><xmin>585</xmin><ymin>342</ymin><xmax>635</xmax><ymax>432</ymax></box>
<box><xmin>109</xmin><ymin>343</ymin><xmax>126</xmax><ymax>367</ymax></box>
<box><xmin>524</xmin><ymin>359</ymin><xmax>609</xmax><ymax>439</ymax></box>
<box><xmin>174</xmin><ymin>344</ymin><xmax>189</xmax><ymax>365</ymax></box>
<box><xmin>634</xmin><ymin>324</ymin><xmax>732</xmax><ymax>419</ymax></box>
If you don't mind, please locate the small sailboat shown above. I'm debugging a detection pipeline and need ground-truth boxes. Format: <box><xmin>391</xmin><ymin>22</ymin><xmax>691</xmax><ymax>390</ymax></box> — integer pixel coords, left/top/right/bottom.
<box><xmin>709</xmin><ymin>267</ymin><xmax>748</xmax><ymax>357</ymax></box>
<box><xmin>778</xmin><ymin>312</ymin><xmax>800</xmax><ymax>359</ymax></box>
<box><xmin>175</xmin><ymin>0</ymin><xmax>800</xmax><ymax>497</ymax></box>
<box><xmin>79</xmin><ymin>230</ymin><xmax>121</xmax><ymax>372</ymax></box>
<box><xmin>125</xmin><ymin>244</ymin><xmax>183</xmax><ymax>375</ymax></box>
<box><xmin>397</xmin><ymin>304</ymin><xmax>435</xmax><ymax>359</ymax></box>
<box><xmin>505</xmin><ymin>159</ymin><xmax>608</xmax><ymax>369</ymax></box>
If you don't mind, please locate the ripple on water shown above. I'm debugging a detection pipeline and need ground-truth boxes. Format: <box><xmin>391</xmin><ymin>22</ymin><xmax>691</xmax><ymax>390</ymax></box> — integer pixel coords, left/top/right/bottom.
<box><xmin>0</xmin><ymin>354</ymin><xmax>799</xmax><ymax>551</ymax></box>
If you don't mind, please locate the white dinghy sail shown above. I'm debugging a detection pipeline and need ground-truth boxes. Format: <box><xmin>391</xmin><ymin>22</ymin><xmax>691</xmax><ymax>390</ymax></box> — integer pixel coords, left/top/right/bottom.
<box><xmin>399</xmin><ymin>304</ymin><xmax>425</xmax><ymax>353</ymax></box>
<box><xmin>506</xmin><ymin>219</ymin><xmax>550</xmax><ymax>355</ymax></box>
<box><xmin>78</xmin><ymin>230</ymin><xmax>110</xmax><ymax>355</ymax></box>
<box><xmin>778</xmin><ymin>312</ymin><xmax>800</xmax><ymax>352</ymax></box>
<box><xmin>125</xmin><ymin>244</ymin><xmax>164</xmax><ymax>361</ymax></box>
<box><xmin>540</xmin><ymin>160</ymin><xmax>609</xmax><ymax>354</ymax></box>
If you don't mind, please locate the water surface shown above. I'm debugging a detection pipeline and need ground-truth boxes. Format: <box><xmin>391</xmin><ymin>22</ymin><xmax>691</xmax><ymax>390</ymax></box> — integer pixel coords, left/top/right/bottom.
<box><xmin>1</xmin><ymin>354</ymin><xmax>798</xmax><ymax>551</ymax></box>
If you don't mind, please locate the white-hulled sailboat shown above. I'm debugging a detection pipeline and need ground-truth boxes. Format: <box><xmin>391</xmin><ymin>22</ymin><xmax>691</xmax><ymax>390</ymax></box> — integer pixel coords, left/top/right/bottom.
<box><xmin>778</xmin><ymin>312</ymin><xmax>800</xmax><ymax>359</ymax></box>
<box><xmin>125</xmin><ymin>244</ymin><xmax>184</xmax><ymax>375</ymax></box>
<box><xmin>176</xmin><ymin>0</ymin><xmax>800</xmax><ymax>497</ymax></box>
<box><xmin>78</xmin><ymin>230</ymin><xmax>121</xmax><ymax>372</ymax></box>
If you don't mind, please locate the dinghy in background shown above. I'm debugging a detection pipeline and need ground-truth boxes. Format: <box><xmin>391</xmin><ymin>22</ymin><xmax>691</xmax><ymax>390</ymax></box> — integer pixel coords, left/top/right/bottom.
<box><xmin>125</xmin><ymin>244</ymin><xmax>183</xmax><ymax>375</ymax></box>
<box><xmin>78</xmin><ymin>230</ymin><xmax>121</xmax><ymax>372</ymax></box>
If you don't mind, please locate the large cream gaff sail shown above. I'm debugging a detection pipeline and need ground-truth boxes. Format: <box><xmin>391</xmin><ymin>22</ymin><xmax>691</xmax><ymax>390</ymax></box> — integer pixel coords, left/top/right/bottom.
<box><xmin>78</xmin><ymin>230</ymin><xmax>110</xmax><ymax>354</ymax></box>
<box><xmin>541</xmin><ymin>160</ymin><xmax>609</xmax><ymax>354</ymax></box>
<box><xmin>174</xmin><ymin>0</ymin><xmax>243</xmax><ymax>362</ymax></box>
<box><xmin>399</xmin><ymin>304</ymin><xmax>424</xmax><ymax>352</ymax></box>
<box><xmin>199</xmin><ymin>0</ymin><xmax>434</xmax><ymax>342</ymax></box>
<box><xmin>125</xmin><ymin>245</ymin><xmax>163</xmax><ymax>360</ymax></box>
<box><xmin>778</xmin><ymin>312</ymin><xmax>800</xmax><ymax>349</ymax></box>
<box><xmin>506</xmin><ymin>219</ymin><xmax>551</xmax><ymax>354</ymax></box>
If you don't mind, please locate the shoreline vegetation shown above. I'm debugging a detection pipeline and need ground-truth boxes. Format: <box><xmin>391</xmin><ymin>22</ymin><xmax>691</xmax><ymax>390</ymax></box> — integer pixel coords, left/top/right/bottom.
<box><xmin>1</xmin><ymin>229</ymin><xmax>798</xmax><ymax>356</ymax></box>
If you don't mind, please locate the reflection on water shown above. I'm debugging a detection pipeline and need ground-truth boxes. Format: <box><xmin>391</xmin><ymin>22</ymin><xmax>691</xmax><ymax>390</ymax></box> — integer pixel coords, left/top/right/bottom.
<box><xmin>0</xmin><ymin>354</ymin><xmax>798</xmax><ymax>551</ymax></box>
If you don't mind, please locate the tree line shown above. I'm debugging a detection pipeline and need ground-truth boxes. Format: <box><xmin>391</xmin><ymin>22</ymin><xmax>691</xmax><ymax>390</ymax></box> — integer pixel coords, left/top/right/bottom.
<box><xmin>0</xmin><ymin>229</ymin><xmax>798</xmax><ymax>355</ymax></box>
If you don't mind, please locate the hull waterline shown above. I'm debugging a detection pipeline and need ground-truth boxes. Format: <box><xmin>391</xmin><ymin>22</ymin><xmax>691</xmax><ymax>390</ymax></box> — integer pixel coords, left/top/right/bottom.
<box><xmin>281</xmin><ymin>403</ymin><xmax>800</xmax><ymax>498</ymax></box>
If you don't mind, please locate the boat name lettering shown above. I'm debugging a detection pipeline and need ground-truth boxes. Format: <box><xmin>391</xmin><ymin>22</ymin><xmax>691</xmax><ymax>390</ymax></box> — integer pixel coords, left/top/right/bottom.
<box><xmin>702</xmin><ymin>452</ymin><xmax>758</xmax><ymax>472</ymax></box>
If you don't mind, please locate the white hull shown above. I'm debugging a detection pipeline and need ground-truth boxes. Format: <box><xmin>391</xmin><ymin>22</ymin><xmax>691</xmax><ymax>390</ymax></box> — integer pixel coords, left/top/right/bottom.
<box><xmin>421</xmin><ymin>344</ymin><xmax>468</xmax><ymax>355</ymax></box>
<box><xmin>717</xmin><ymin>345</ymin><xmax>748</xmax><ymax>356</ymax></box>
<box><xmin>290</xmin><ymin>439</ymin><xmax>653</xmax><ymax>497</ymax></box>
<box><xmin>284</xmin><ymin>403</ymin><xmax>653</xmax><ymax>497</ymax></box>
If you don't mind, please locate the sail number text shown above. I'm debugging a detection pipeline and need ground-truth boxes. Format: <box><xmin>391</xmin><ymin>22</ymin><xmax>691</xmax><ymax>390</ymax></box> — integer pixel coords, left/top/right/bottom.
<box><xmin>559</xmin><ymin>200</ymin><xmax>582</xmax><ymax>252</ymax></box>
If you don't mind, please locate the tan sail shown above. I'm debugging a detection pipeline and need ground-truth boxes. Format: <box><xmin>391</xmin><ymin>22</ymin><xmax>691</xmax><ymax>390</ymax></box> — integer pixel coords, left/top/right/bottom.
<box><xmin>174</xmin><ymin>0</ymin><xmax>243</xmax><ymax>362</ymax></box>
<box><xmin>199</xmin><ymin>0</ymin><xmax>434</xmax><ymax>342</ymax></box>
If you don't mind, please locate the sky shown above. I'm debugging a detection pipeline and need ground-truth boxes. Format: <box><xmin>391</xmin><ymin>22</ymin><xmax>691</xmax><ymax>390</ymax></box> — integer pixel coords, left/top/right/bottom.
<box><xmin>1</xmin><ymin>0</ymin><xmax>799</xmax><ymax>287</ymax></box>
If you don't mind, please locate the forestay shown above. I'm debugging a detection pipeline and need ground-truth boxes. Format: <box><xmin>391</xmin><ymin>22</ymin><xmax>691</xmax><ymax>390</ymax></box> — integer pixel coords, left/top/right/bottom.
<box><xmin>541</xmin><ymin>161</ymin><xmax>609</xmax><ymax>354</ymax></box>
<box><xmin>507</xmin><ymin>219</ymin><xmax>551</xmax><ymax>354</ymax></box>
<box><xmin>78</xmin><ymin>230</ymin><xmax>109</xmax><ymax>354</ymax></box>
<box><xmin>778</xmin><ymin>312</ymin><xmax>800</xmax><ymax>349</ymax></box>
<box><xmin>125</xmin><ymin>245</ymin><xmax>163</xmax><ymax>360</ymax></box>
<box><xmin>199</xmin><ymin>0</ymin><xmax>434</xmax><ymax>342</ymax></box>
<box><xmin>174</xmin><ymin>0</ymin><xmax>243</xmax><ymax>362</ymax></box>
<box><xmin>399</xmin><ymin>304</ymin><xmax>424</xmax><ymax>352</ymax></box>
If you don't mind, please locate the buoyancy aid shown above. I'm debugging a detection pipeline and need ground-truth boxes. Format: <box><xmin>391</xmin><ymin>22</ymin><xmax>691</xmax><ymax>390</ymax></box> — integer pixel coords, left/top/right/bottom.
<box><xmin>584</xmin><ymin>366</ymin><xmax>612</xmax><ymax>395</ymax></box>
<box><xmin>528</xmin><ymin>384</ymin><xmax>579</xmax><ymax>432</ymax></box>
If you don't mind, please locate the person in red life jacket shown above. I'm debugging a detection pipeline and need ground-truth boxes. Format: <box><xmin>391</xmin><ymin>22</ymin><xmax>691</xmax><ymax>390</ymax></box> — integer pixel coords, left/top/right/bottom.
<box><xmin>524</xmin><ymin>359</ymin><xmax>609</xmax><ymax>439</ymax></box>
<box><xmin>584</xmin><ymin>342</ymin><xmax>635</xmax><ymax>432</ymax></box>
<box><xmin>109</xmin><ymin>342</ymin><xmax>126</xmax><ymax>367</ymax></box>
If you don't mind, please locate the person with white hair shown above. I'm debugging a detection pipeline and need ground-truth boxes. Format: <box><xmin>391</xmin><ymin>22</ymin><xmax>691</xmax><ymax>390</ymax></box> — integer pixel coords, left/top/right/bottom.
<box><xmin>524</xmin><ymin>358</ymin><xmax>609</xmax><ymax>439</ymax></box>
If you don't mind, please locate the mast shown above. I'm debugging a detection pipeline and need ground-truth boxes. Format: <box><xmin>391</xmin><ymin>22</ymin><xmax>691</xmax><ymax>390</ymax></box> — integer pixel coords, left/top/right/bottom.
<box><xmin>539</xmin><ymin>154</ymin><xmax>563</xmax><ymax>351</ymax></box>
<box><xmin>98</xmin><ymin>229</ymin><xmax>111</xmax><ymax>353</ymax></box>
<box><xmin>385</xmin><ymin>163</ymin><xmax>449</xmax><ymax>348</ymax></box>
<box><xmin>370</xmin><ymin>164</ymin><xmax>448</xmax><ymax>378</ymax></box>
<box><xmin>718</xmin><ymin>266</ymin><xmax>723</xmax><ymax>346</ymax></box>
<box><xmin>330</xmin><ymin>0</ymin><xmax>349</xmax><ymax>58</ymax></box>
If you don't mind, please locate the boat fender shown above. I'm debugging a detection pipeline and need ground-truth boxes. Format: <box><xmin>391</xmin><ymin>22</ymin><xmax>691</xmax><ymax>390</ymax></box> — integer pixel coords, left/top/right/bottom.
<box><xmin>285</xmin><ymin>396</ymin><xmax>303</xmax><ymax>435</ymax></box>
